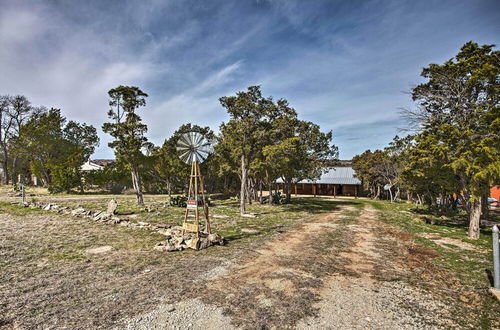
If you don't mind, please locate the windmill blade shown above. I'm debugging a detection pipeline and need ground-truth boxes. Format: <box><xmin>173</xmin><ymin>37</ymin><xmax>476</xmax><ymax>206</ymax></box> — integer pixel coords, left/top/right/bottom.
<box><xmin>178</xmin><ymin>149</ymin><xmax>192</xmax><ymax>163</ymax></box>
<box><xmin>176</xmin><ymin>134</ymin><xmax>192</xmax><ymax>150</ymax></box>
<box><xmin>192</xmin><ymin>132</ymin><xmax>203</xmax><ymax>146</ymax></box>
<box><xmin>176</xmin><ymin>132</ymin><xmax>213</xmax><ymax>164</ymax></box>
<box><xmin>195</xmin><ymin>149</ymin><xmax>208</xmax><ymax>163</ymax></box>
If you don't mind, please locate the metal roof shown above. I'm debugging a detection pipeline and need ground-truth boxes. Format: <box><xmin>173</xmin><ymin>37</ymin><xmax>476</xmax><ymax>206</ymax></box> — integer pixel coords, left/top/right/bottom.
<box><xmin>276</xmin><ymin>167</ymin><xmax>361</xmax><ymax>185</ymax></box>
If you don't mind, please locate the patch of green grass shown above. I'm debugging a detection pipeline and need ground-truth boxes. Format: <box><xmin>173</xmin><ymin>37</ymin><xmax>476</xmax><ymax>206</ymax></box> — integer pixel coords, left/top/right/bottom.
<box><xmin>0</xmin><ymin>202</ymin><xmax>45</xmax><ymax>215</ymax></box>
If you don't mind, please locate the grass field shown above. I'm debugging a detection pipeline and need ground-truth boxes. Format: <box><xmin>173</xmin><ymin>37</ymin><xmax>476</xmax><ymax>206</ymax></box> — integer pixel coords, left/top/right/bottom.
<box><xmin>0</xmin><ymin>189</ymin><xmax>499</xmax><ymax>329</ymax></box>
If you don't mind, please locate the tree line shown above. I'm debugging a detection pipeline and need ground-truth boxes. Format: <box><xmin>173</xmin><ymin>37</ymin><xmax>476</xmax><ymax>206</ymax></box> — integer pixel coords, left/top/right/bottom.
<box><xmin>352</xmin><ymin>42</ymin><xmax>499</xmax><ymax>240</ymax></box>
<box><xmin>1</xmin><ymin>86</ymin><xmax>337</xmax><ymax>214</ymax></box>
<box><xmin>0</xmin><ymin>96</ymin><xmax>99</xmax><ymax>193</ymax></box>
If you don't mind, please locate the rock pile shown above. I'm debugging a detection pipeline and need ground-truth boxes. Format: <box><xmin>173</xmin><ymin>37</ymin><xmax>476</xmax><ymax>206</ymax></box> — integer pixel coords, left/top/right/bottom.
<box><xmin>154</xmin><ymin>226</ymin><xmax>224</xmax><ymax>252</ymax></box>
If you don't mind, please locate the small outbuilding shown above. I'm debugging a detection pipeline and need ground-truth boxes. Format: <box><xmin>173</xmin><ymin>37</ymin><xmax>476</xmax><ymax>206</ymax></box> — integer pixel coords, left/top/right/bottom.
<box><xmin>277</xmin><ymin>167</ymin><xmax>363</xmax><ymax>197</ymax></box>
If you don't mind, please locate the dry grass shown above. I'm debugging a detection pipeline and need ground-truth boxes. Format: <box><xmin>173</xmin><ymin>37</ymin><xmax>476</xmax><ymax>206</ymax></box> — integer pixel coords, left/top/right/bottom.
<box><xmin>2</xmin><ymin>188</ymin><xmax>497</xmax><ymax>329</ymax></box>
<box><xmin>0</xmin><ymin>195</ymin><xmax>344</xmax><ymax>329</ymax></box>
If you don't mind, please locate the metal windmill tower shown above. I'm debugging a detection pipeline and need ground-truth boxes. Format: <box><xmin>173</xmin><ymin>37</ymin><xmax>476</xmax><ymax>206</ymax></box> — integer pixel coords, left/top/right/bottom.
<box><xmin>176</xmin><ymin>132</ymin><xmax>213</xmax><ymax>237</ymax></box>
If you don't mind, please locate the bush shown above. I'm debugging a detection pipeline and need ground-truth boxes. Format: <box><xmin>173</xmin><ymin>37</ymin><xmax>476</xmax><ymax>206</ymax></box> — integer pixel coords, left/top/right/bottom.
<box><xmin>273</xmin><ymin>192</ymin><xmax>287</xmax><ymax>204</ymax></box>
<box><xmin>169</xmin><ymin>195</ymin><xmax>213</xmax><ymax>207</ymax></box>
<box><xmin>170</xmin><ymin>196</ymin><xmax>187</xmax><ymax>207</ymax></box>
<box><xmin>262</xmin><ymin>192</ymin><xmax>287</xmax><ymax>205</ymax></box>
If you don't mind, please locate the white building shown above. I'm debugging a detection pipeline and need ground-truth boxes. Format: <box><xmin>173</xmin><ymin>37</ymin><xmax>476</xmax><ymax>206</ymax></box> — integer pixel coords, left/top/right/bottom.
<box><xmin>80</xmin><ymin>160</ymin><xmax>105</xmax><ymax>171</ymax></box>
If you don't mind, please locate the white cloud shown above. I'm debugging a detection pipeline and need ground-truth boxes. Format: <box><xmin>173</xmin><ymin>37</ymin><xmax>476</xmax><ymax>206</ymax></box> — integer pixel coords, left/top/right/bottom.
<box><xmin>1</xmin><ymin>0</ymin><xmax>498</xmax><ymax>160</ymax></box>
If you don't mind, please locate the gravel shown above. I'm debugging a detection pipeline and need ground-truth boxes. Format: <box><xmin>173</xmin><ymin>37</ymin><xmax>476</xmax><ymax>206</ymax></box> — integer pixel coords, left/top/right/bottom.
<box><xmin>296</xmin><ymin>276</ymin><xmax>452</xmax><ymax>329</ymax></box>
<box><xmin>120</xmin><ymin>299</ymin><xmax>236</xmax><ymax>330</ymax></box>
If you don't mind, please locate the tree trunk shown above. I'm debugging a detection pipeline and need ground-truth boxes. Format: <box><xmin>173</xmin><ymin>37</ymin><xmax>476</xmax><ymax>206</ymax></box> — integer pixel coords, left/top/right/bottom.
<box><xmin>12</xmin><ymin>156</ymin><xmax>19</xmax><ymax>186</ymax></box>
<box><xmin>388</xmin><ymin>187</ymin><xmax>393</xmax><ymax>203</ymax></box>
<box><xmin>131</xmin><ymin>167</ymin><xmax>144</xmax><ymax>206</ymax></box>
<box><xmin>259</xmin><ymin>180</ymin><xmax>263</xmax><ymax>204</ymax></box>
<box><xmin>42</xmin><ymin>167</ymin><xmax>50</xmax><ymax>187</ymax></box>
<box><xmin>285</xmin><ymin>181</ymin><xmax>292</xmax><ymax>203</ymax></box>
<box><xmin>245</xmin><ymin>176</ymin><xmax>252</xmax><ymax>204</ymax></box>
<box><xmin>265</xmin><ymin>170</ymin><xmax>273</xmax><ymax>205</ymax></box>
<box><xmin>240</xmin><ymin>155</ymin><xmax>246</xmax><ymax>215</ymax></box>
<box><xmin>481</xmin><ymin>193</ymin><xmax>489</xmax><ymax>219</ymax></box>
<box><xmin>250</xmin><ymin>177</ymin><xmax>257</xmax><ymax>202</ymax></box>
<box><xmin>2</xmin><ymin>148</ymin><xmax>8</xmax><ymax>185</ymax></box>
<box><xmin>374</xmin><ymin>185</ymin><xmax>381</xmax><ymax>200</ymax></box>
<box><xmin>79</xmin><ymin>179</ymin><xmax>85</xmax><ymax>194</ymax></box>
<box><xmin>268</xmin><ymin>182</ymin><xmax>273</xmax><ymax>205</ymax></box>
<box><xmin>468</xmin><ymin>198</ymin><xmax>481</xmax><ymax>240</ymax></box>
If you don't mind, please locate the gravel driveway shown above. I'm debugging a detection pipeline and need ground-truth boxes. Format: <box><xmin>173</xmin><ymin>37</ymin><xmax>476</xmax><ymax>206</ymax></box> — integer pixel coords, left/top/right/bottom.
<box><xmin>122</xmin><ymin>204</ymin><xmax>455</xmax><ymax>329</ymax></box>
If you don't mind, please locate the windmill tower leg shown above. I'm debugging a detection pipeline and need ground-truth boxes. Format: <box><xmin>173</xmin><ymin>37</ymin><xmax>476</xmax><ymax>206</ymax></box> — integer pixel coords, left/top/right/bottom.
<box><xmin>182</xmin><ymin>161</ymin><xmax>196</xmax><ymax>237</ymax></box>
<box><xmin>193</xmin><ymin>161</ymin><xmax>200</xmax><ymax>238</ymax></box>
<box><xmin>196</xmin><ymin>162</ymin><xmax>211</xmax><ymax>234</ymax></box>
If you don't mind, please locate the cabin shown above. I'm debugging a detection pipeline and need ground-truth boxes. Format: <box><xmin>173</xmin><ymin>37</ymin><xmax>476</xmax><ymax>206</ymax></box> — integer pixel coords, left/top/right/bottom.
<box><xmin>277</xmin><ymin>166</ymin><xmax>363</xmax><ymax>197</ymax></box>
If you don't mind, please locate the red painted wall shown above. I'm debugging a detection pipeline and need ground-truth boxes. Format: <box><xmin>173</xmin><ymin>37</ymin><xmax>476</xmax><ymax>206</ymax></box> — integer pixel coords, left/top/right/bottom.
<box><xmin>491</xmin><ymin>186</ymin><xmax>500</xmax><ymax>201</ymax></box>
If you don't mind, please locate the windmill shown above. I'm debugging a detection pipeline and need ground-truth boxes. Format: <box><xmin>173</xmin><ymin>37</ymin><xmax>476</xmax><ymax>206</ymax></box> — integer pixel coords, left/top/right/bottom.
<box><xmin>176</xmin><ymin>132</ymin><xmax>213</xmax><ymax>239</ymax></box>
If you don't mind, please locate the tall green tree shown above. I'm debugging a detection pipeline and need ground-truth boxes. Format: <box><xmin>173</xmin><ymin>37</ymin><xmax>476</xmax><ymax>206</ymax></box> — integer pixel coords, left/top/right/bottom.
<box><xmin>0</xmin><ymin>95</ymin><xmax>40</xmax><ymax>184</ymax></box>
<box><xmin>15</xmin><ymin>109</ymin><xmax>62</xmax><ymax>185</ymax></box>
<box><xmin>219</xmin><ymin>86</ymin><xmax>274</xmax><ymax>214</ymax></box>
<box><xmin>58</xmin><ymin>121</ymin><xmax>99</xmax><ymax>192</ymax></box>
<box><xmin>102</xmin><ymin>86</ymin><xmax>150</xmax><ymax>205</ymax></box>
<box><xmin>15</xmin><ymin>108</ymin><xmax>98</xmax><ymax>192</ymax></box>
<box><xmin>400</xmin><ymin>132</ymin><xmax>460</xmax><ymax>210</ymax></box>
<box><xmin>263</xmin><ymin>117</ymin><xmax>337</xmax><ymax>203</ymax></box>
<box><xmin>406</xmin><ymin>42</ymin><xmax>499</xmax><ymax>239</ymax></box>
<box><xmin>352</xmin><ymin>150</ymin><xmax>387</xmax><ymax>199</ymax></box>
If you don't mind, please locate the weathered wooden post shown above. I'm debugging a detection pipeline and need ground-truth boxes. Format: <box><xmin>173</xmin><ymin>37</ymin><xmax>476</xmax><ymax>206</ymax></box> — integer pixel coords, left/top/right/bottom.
<box><xmin>493</xmin><ymin>225</ymin><xmax>499</xmax><ymax>290</ymax></box>
<box><xmin>294</xmin><ymin>184</ymin><xmax>298</xmax><ymax>196</ymax></box>
<box><xmin>313</xmin><ymin>184</ymin><xmax>316</xmax><ymax>197</ymax></box>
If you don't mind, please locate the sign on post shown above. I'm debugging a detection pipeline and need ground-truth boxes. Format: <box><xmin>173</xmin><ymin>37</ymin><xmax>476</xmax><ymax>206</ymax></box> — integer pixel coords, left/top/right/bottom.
<box><xmin>183</xmin><ymin>222</ymin><xmax>199</xmax><ymax>232</ymax></box>
<box><xmin>187</xmin><ymin>200</ymin><xmax>197</xmax><ymax>210</ymax></box>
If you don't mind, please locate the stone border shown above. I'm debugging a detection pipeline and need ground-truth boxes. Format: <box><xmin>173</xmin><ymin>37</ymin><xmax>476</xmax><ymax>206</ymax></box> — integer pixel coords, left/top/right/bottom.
<box><xmin>19</xmin><ymin>201</ymin><xmax>169</xmax><ymax>232</ymax></box>
<box><xmin>16</xmin><ymin>200</ymin><xmax>224</xmax><ymax>252</ymax></box>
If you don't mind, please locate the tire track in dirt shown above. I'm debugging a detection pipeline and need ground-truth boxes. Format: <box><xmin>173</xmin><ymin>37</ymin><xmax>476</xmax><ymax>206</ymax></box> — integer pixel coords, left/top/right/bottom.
<box><xmin>123</xmin><ymin>203</ymin><xmax>357</xmax><ymax>329</ymax></box>
<box><xmin>123</xmin><ymin>202</ymin><xmax>454</xmax><ymax>329</ymax></box>
<box><xmin>297</xmin><ymin>205</ymin><xmax>453</xmax><ymax>329</ymax></box>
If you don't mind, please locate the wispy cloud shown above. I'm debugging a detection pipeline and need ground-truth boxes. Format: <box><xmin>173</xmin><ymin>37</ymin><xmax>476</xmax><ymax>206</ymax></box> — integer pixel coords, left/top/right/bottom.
<box><xmin>1</xmin><ymin>0</ymin><xmax>499</xmax><ymax>159</ymax></box>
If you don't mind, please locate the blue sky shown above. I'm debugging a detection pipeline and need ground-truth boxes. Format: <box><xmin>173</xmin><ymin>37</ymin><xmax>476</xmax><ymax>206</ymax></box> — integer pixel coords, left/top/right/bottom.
<box><xmin>1</xmin><ymin>0</ymin><xmax>499</xmax><ymax>159</ymax></box>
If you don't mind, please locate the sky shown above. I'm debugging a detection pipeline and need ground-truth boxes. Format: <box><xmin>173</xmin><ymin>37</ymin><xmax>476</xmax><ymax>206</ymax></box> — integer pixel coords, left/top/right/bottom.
<box><xmin>1</xmin><ymin>0</ymin><xmax>499</xmax><ymax>160</ymax></box>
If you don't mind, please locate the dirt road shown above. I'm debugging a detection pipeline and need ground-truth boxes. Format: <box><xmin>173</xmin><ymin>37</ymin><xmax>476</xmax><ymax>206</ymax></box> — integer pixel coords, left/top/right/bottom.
<box><xmin>123</xmin><ymin>203</ymin><xmax>454</xmax><ymax>329</ymax></box>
